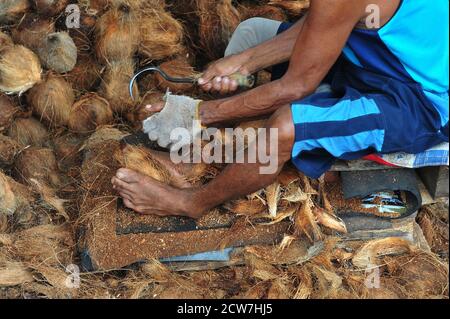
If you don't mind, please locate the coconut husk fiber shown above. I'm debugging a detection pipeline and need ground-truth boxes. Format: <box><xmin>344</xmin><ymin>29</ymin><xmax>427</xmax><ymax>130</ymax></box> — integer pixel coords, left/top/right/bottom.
<box><xmin>268</xmin><ymin>0</ymin><xmax>310</xmax><ymax>17</ymax></box>
<box><xmin>65</xmin><ymin>55</ymin><xmax>102</xmax><ymax>94</ymax></box>
<box><xmin>95</xmin><ymin>2</ymin><xmax>139</xmax><ymax>64</ymax></box>
<box><xmin>0</xmin><ymin>93</ymin><xmax>18</xmax><ymax>132</ymax></box>
<box><xmin>37</xmin><ymin>32</ymin><xmax>78</xmax><ymax>73</ymax></box>
<box><xmin>30</xmin><ymin>0</ymin><xmax>69</xmax><ymax>17</ymax></box>
<box><xmin>11</xmin><ymin>16</ymin><xmax>55</xmax><ymax>52</ymax></box>
<box><xmin>27</xmin><ymin>72</ymin><xmax>75</xmax><ymax>128</ymax></box>
<box><xmin>0</xmin><ymin>134</ymin><xmax>21</xmax><ymax>166</ymax></box>
<box><xmin>0</xmin><ymin>0</ymin><xmax>30</xmax><ymax>25</ymax></box>
<box><xmin>125</xmin><ymin>90</ymin><xmax>164</xmax><ymax>129</ymax></box>
<box><xmin>52</xmin><ymin>133</ymin><xmax>84</xmax><ymax>171</ymax></box>
<box><xmin>98</xmin><ymin>59</ymin><xmax>139</xmax><ymax>113</ymax></box>
<box><xmin>7</xmin><ymin>117</ymin><xmax>49</xmax><ymax>147</ymax></box>
<box><xmin>68</xmin><ymin>93</ymin><xmax>114</xmax><ymax>134</ymax></box>
<box><xmin>0</xmin><ymin>31</ymin><xmax>14</xmax><ymax>47</ymax></box>
<box><xmin>155</xmin><ymin>58</ymin><xmax>197</xmax><ymax>93</ymax></box>
<box><xmin>239</xmin><ymin>3</ymin><xmax>287</xmax><ymax>21</ymax></box>
<box><xmin>0</xmin><ymin>45</ymin><xmax>42</xmax><ymax>94</ymax></box>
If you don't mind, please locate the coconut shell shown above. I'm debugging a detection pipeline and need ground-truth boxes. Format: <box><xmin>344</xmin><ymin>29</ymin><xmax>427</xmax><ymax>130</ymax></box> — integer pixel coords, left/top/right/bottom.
<box><xmin>0</xmin><ymin>32</ymin><xmax>13</xmax><ymax>47</ymax></box>
<box><xmin>65</xmin><ymin>55</ymin><xmax>101</xmax><ymax>93</ymax></box>
<box><xmin>0</xmin><ymin>93</ymin><xmax>17</xmax><ymax>132</ymax></box>
<box><xmin>0</xmin><ymin>134</ymin><xmax>21</xmax><ymax>166</ymax></box>
<box><xmin>27</xmin><ymin>73</ymin><xmax>74</xmax><ymax>127</ymax></box>
<box><xmin>14</xmin><ymin>147</ymin><xmax>62</xmax><ymax>188</ymax></box>
<box><xmin>0</xmin><ymin>0</ymin><xmax>30</xmax><ymax>25</ymax></box>
<box><xmin>95</xmin><ymin>3</ymin><xmax>139</xmax><ymax>63</ymax></box>
<box><xmin>69</xmin><ymin>93</ymin><xmax>114</xmax><ymax>134</ymax></box>
<box><xmin>138</xmin><ymin>8</ymin><xmax>184</xmax><ymax>61</ymax></box>
<box><xmin>11</xmin><ymin>16</ymin><xmax>55</xmax><ymax>52</ymax></box>
<box><xmin>0</xmin><ymin>45</ymin><xmax>42</xmax><ymax>94</ymax></box>
<box><xmin>155</xmin><ymin>58</ymin><xmax>197</xmax><ymax>93</ymax></box>
<box><xmin>7</xmin><ymin>117</ymin><xmax>49</xmax><ymax>147</ymax></box>
<box><xmin>38</xmin><ymin>32</ymin><xmax>77</xmax><ymax>74</ymax></box>
<box><xmin>31</xmin><ymin>0</ymin><xmax>69</xmax><ymax>17</ymax></box>
<box><xmin>98</xmin><ymin>59</ymin><xmax>139</xmax><ymax>113</ymax></box>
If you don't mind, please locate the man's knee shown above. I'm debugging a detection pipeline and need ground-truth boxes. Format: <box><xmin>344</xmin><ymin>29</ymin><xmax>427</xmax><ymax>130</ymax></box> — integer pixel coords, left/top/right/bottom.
<box><xmin>266</xmin><ymin>104</ymin><xmax>295</xmax><ymax>153</ymax></box>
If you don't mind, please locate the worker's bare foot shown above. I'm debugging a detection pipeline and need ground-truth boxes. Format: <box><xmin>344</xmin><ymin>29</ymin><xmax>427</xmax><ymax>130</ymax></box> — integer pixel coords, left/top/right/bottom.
<box><xmin>111</xmin><ymin>168</ymin><xmax>203</xmax><ymax>218</ymax></box>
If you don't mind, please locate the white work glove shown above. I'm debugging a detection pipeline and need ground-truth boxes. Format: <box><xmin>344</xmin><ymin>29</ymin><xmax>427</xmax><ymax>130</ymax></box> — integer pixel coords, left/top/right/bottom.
<box><xmin>142</xmin><ymin>93</ymin><xmax>203</xmax><ymax>152</ymax></box>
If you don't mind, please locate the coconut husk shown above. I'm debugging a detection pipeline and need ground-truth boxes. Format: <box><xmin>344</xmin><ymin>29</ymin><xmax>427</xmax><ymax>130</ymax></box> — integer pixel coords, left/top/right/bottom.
<box><xmin>7</xmin><ymin>117</ymin><xmax>49</xmax><ymax>147</ymax></box>
<box><xmin>265</xmin><ymin>182</ymin><xmax>281</xmax><ymax>218</ymax></box>
<box><xmin>196</xmin><ymin>0</ymin><xmax>241</xmax><ymax>61</ymax></box>
<box><xmin>0</xmin><ymin>261</ymin><xmax>34</xmax><ymax>287</ymax></box>
<box><xmin>224</xmin><ymin>199</ymin><xmax>267</xmax><ymax>216</ymax></box>
<box><xmin>0</xmin><ymin>134</ymin><xmax>21</xmax><ymax>166</ymax></box>
<box><xmin>138</xmin><ymin>8</ymin><xmax>184</xmax><ymax>61</ymax></box>
<box><xmin>239</xmin><ymin>4</ymin><xmax>287</xmax><ymax>21</ymax></box>
<box><xmin>65</xmin><ymin>55</ymin><xmax>102</xmax><ymax>94</ymax></box>
<box><xmin>0</xmin><ymin>93</ymin><xmax>17</xmax><ymax>132</ymax></box>
<box><xmin>30</xmin><ymin>0</ymin><xmax>69</xmax><ymax>17</ymax></box>
<box><xmin>79</xmin><ymin>0</ymin><xmax>111</xmax><ymax>16</ymax></box>
<box><xmin>0</xmin><ymin>171</ymin><xmax>17</xmax><ymax>216</ymax></box>
<box><xmin>293</xmin><ymin>195</ymin><xmax>322</xmax><ymax>242</ymax></box>
<box><xmin>37</xmin><ymin>32</ymin><xmax>77</xmax><ymax>73</ymax></box>
<box><xmin>53</xmin><ymin>133</ymin><xmax>84</xmax><ymax>170</ymax></box>
<box><xmin>11</xmin><ymin>16</ymin><xmax>55</xmax><ymax>52</ymax></box>
<box><xmin>313</xmin><ymin>207</ymin><xmax>347</xmax><ymax>234</ymax></box>
<box><xmin>27</xmin><ymin>73</ymin><xmax>74</xmax><ymax>128</ymax></box>
<box><xmin>125</xmin><ymin>90</ymin><xmax>164</xmax><ymax>128</ymax></box>
<box><xmin>0</xmin><ymin>31</ymin><xmax>14</xmax><ymax>47</ymax></box>
<box><xmin>155</xmin><ymin>58</ymin><xmax>197</xmax><ymax>93</ymax></box>
<box><xmin>268</xmin><ymin>0</ymin><xmax>310</xmax><ymax>17</ymax></box>
<box><xmin>95</xmin><ymin>2</ymin><xmax>139</xmax><ymax>64</ymax></box>
<box><xmin>14</xmin><ymin>147</ymin><xmax>62</xmax><ymax>188</ymax></box>
<box><xmin>68</xmin><ymin>93</ymin><xmax>114</xmax><ymax>134</ymax></box>
<box><xmin>98</xmin><ymin>59</ymin><xmax>139</xmax><ymax>113</ymax></box>
<box><xmin>0</xmin><ymin>45</ymin><xmax>42</xmax><ymax>94</ymax></box>
<box><xmin>80</xmin><ymin>126</ymin><xmax>127</xmax><ymax>151</ymax></box>
<box><xmin>0</xmin><ymin>0</ymin><xmax>30</xmax><ymax>25</ymax></box>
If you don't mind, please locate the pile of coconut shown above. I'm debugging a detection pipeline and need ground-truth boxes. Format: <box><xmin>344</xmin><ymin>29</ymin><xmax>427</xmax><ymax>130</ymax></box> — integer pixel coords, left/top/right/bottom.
<box><xmin>0</xmin><ymin>0</ymin><xmax>448</xmax><ymax>299</ymax></box>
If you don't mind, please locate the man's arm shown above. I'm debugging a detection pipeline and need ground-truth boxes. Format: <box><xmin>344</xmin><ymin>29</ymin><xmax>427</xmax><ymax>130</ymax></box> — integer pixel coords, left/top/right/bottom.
<box><xmin>200</xmin><ymin>0</ymin><xmax>368</xmax><ymax>125</ymax></box>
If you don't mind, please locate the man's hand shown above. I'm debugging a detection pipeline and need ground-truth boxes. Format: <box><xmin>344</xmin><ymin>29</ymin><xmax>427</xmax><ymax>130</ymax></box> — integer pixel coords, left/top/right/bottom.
<box><xmin>198</xmin><ymin>53</ymin><xmax>251</xmax><ymax>95</ymax></box>
<box><xmin>143</xmin><ymin>94</ymin><xmax>202</xmax><ymax>151</ymax></box>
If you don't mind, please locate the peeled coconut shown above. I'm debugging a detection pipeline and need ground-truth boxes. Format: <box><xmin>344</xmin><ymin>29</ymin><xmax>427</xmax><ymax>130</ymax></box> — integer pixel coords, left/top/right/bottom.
<box><xmin>69</xmin><ymin>93</ymin><xmax>114</xmax><ymax>134</ymax></box>
<box><xmin>0</xmin><ymin>0</ymin><xmax>30</xmax><ymax>25</ymax></box>
<box><xmin>138</xmin><ymin>8</ymin><xmax>184</xmax><ymax>61</ymax></box>
<box><xmin>66</xmin><ymin>55</ymin><xmax>101</xmax><ymax>93</ymax></box>
<box><xmin>155</xmin><ymin>58</ymin><xmax>197</xmax><ymax>93</ymax></box>
<box><xmin>27</xmin><ymin>73</ymin><xmax>74</xmax><ymax>127</ymax></box>
<box><xmin>7</xmin><ymin>117</ymin><xmax>49</xmax><ymax>147</ymax></box>
<box><xmin>98</xmin><ymin>59</ymin><xmax>139</xmax><ymax>113</ymax></box>
<box><xmin>95</xmin><ymin>3</ymin><xmax>139</xmax><ymax>63</ymax></box>
<box><xmin>38</xmin><ymin>32</ymin><xmax>77</xmax><ymax>73</ymax></box>
<box><xmin>0</xmin><ymin>134</ymin><xmax>21</xmax><ymax>166</ymax></box>
<box><xmin>0</xmin><ymin>32</ymin><xmax>13</xmax><ymax>47</ymax></box>
<box><xmin>15</xmin><ymin>147</ymin><xmax>61</xmax><ymax>188</ymax></box>
<box><xmin>31</xmin><ymin>0</ymin><xmax>69</xmax><ymax>17</ymax></box>
<box><xmin>11</xmin><ymin>16</ymin><xmax>55</xmax><ymax>52</ymax></box>
<box><xmin>0</xmin><ymin>45</ymin><xmax>42</xmax><ymax>94</ymax></box>
<box><xmin>0</xmin><ymin>93</ymin><xmax>17</xmax><ymax>132</ymax></box>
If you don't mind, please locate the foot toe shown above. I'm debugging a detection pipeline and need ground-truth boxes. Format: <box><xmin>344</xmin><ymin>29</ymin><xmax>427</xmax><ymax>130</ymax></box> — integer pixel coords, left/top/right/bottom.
<box><xmin>116</xmin><ymin>168</ymin><xmax>142</xmax><ymax>183</ymax></box>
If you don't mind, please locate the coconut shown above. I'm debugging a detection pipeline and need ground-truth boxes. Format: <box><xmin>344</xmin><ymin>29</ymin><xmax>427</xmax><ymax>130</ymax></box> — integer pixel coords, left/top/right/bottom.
<box><xmin>66</xmin><ymin>55</ymin><xmax>101</xmax><ymax>94</ymax></box>
<box><xmin>125</xmin><ymin>90</ymin><xmax>164</xmax><ymax>128</ymax></box>
<box><xmin>81</xmin><ymin>126</ymin><xmax>127</xmax><ymax>151</ymax></box>
<box><xmin>0</xmin><ymin>93</ymin><xmax>17</xmax><ymax>132</ymax></box>
<box><xmin>155</xmin><ymin>58</ymin><xmax>197</xmax><ymax>93</ymax></box>
<box><xmin>0</xmin><ymin>171</ymin><xmax>17</xmax><ymax>216</ymax></box>
<box><xmin>37</xmin><ymin>32</ymin><xmax>77</xmax><ymax>73</ymax></box>
<box><xmin>52</xmin><ymin>133</ymin><xmax>84</xmax><ymax>170</ymax></box>
<box><xmin>196</xmin><ymin>0</ymin><xmax>241</xmax><ymax>61</ymax></box>
<box><xmin>7</xmin><ymin>117</ymin><xmax>49</xmax><ymax>147</ymax></box>
<box><xmin>69</xmin><ymin>93</ymin><xmax>114</xmax><ymax>134</ymax></box>
<box><xmin>95</xmin><ymin>3</ymin><xmax>139</xmax><ymax>64</ymax></box>
<box><xmin>239</xmin><ymin>4</ymin><xmax>287</xmax><ymax>21</ymax></box>
<box><xmin>98</xmin><ymin>59</ymin><xmax>139</xmax><ymax>113</ymax></box>
<box><xmin>11</xmin><ymin>16</ymin><xmax>55</xmax><ymax>52</ymax></box>
<box><xmin>138</xmin><ymin>8</ymin><xmax>184</xmax><ymax>61</ymax></box>
<box><xmin>31</xmin><ymin>0</ymin><xmax>69</xmax><ymax>17</ymax></box>
<box><xmin>0</xmin><ymin>45</ymin><xmax>42</xmax><ymax>94</ymax></box>
<box><xmin>0</xmin><ymin>32</ymin><xmax>14</xmax><ymax>47</ymax></box>
<box><xmin>0</xmin><ymin>0</ymin><xmax>30</xmax><ymax>25</ymax></box>
<box><xmin>15</xmin><ymin>147</ymin><xmax>62</xmax><ymax>188</ymax></box>
<box><xmin>26</xmin><ymin>73</ymin><xmax>74</xmax><ymax>128</ymax></box>
<box><xmin>268</xmin><ymin>0</ymin><xmax>310</xmax><ymax>16</ymax></box>
<box><xmin>0</xmin><ymin>134</ymin><xmax>21</xmax><ymax>166</ymax></box>
<box><xmin>79</xmin><ymin>0</ymin><xmax>111</xmax><ymax>16</ymax></box>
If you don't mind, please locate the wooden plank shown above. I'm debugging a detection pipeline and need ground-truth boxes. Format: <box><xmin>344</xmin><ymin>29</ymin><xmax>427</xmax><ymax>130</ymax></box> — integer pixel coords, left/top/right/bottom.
<box><xmin>417</xmin><ymin>166</ymin><xmax>449</xmax><ymax>199</ymax></box>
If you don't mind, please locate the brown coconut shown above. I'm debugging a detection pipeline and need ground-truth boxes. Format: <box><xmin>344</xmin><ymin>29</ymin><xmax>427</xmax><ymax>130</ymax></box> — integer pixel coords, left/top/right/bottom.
<box><xmin>268</xmin><ymin>0</ymin><xmax>310</xmax><ymax>17</ymax></box>
<box><xmin>239</xmin><ymin>4</ymin><xmax>287</xmax><ymax>21</ymax></box>
<box><xmin>98</xmin><ymin>59</ymin><xmax>139</xmax><ymax>113</ymax></box>
<box><xmin>52</xmin><ymin>133</ymin><xmax>84</xmax><ymax>170</ymax></box>
<box><xmin>0</xmin><ymin>31</ymin><xmax>14</xmax><ymax>47</ymax></box>
<box><xmin>125</xmin><ymin>90</ymin><xmax>164</xmax><ymax>128</ymax></box>
<box><xmin>14</xmin><ymin>147</ymin><xmax>61</xmax><ymax>188</ymax></box>
<box><xmin>95</xmin><ymin>3</ymin><xmax>139</xmax><ymax>64</ymax></box>
<box><xmin>38</xmin><ymin>32</ymin><xmax>77</xmax><ymax>73</ymax></box>
<box><xmin>0</xmin><ymin>134</ymin><xmax>21</xmax><ymax>166</ymax></box>
<box><xmin>79</xmin><ymin>0</ymin><xmax>111</xmax><ymax>16</ymax></box>
<box><xmin>81</xmin><ymin>126</ymin><xmax>127</xmax><ymax>151</ymax></box>
<box><xmin>0</xmin><ymin>93</ymin><xmax>17</xmax><ymax>132</ymax></box>
<box><xmin>11</xmin><ymin>16</ymin><xmax>55</xmax><ymax>52</ymax></box>
<box><xmin>27</xmin><ymin>73</ymin><xmax>74</xmax><ymax>127</ymax></box>
<box><xmin>7</xmin><ymin>117</ymin><xmax>49</xmax><ymax>147</ymax></box>
<box><xmin>0</xmin><ymin>45</ymin><xmax>42</xmax><ymax>94</ymax></box>
<box><xmin>69</xmin><ymin>93</ymin><xmax>114</xmax><ymax>134</ymax></box>
<box><xmin>138</xmin><ymin>8</ymin><xmax>184</xmax><ymax>61</ymax></box>
<box><xmin>31</xmin><ymin>0</ymin><xmax>69</xmax><ymax>17</ymax></box>
<box><xmin>0</xmin><ymin>0</ymin><xmax>30</xmax><ymax>25</ymax></box>
<box><xmin>65</xmin><ymin>55</ymin><xmax>101</xmax><ymax>93</ymax></box>
<box><xmin>155</xmin><ymin>58</ymin><xmax>197</xmax><ymax>93</ymax></box>
<box><xmin>196</xmin><ymin>0</ymin><xmax>241</xmax><ymax>61</ymax></box>
<box><xmin>0</xmin><ymin>171</ymin><xmax>15</xmax><ymax>215</ymax></box>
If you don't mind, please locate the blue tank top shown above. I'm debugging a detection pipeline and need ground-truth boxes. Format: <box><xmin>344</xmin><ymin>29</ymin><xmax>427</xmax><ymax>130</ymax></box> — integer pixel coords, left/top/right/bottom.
<box><xmin>343</xmin><ymin>0</ymin><xmax>449</xmax><ymax>129</ymax></box>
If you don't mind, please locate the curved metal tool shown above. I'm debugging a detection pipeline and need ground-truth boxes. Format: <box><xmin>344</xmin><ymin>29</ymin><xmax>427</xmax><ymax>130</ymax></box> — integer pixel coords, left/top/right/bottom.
<box><xmin>129</xmin><ymin>66</ymin><xmax>255</xmax><ymax>100</ymax></box>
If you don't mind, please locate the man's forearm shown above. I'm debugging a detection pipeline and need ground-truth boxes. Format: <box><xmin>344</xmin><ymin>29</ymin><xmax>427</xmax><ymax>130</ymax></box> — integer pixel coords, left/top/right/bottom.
<box><xmin>241</xmin><ymin>16</ymin><xmax>306</xmax><ymax>74</ymax></box>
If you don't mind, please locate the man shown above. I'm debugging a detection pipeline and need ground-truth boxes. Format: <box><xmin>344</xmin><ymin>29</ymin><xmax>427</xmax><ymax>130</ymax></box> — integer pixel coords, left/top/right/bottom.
<box><xmin>112</xmin><ymin>0</ymin><xmax>449</xmax><ymax>218</ymax></box>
